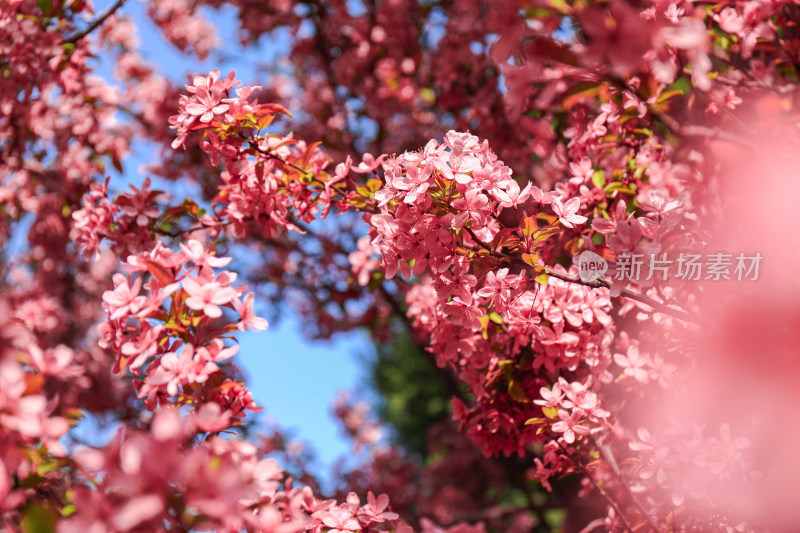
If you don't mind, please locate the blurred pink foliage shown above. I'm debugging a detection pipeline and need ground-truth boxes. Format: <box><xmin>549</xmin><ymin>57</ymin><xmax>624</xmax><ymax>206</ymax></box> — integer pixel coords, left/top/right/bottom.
<box><xmin>2</xmin><ymin>0</ymin><xmax>800</xmax><ymax>531</ymax></box>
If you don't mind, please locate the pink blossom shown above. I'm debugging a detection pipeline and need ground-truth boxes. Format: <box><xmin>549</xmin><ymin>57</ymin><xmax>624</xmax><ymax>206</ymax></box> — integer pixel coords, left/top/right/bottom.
<box><xmin>551</xmin><ymin>196</ymin><xmax>587</xmax><ymax>229</ymax></box>
<box><xmin>117</xmin><ymin>177</ymin><xmax>163</xmax><ymax>226</ymax></box>
<box><xmin>146</xmin><ymin>345</ymin><xmax>218</xmax><ymax>396</ymax></box>
<box><xmin>358</xmin><ymin>492</ymin><xmax>399</xmax><ymax>524</ymax></box>
<box><xmin>714</xmin><ymin>7</ymin><xmax>745</xmax><ymax>35</ymax></box>
<box><xmin>196</xmin><ymin>338</ymin><xmax>239</xmax><ymax>362</ymax></box>
<box><xmin>493</xmin><ymin>180</ymin><xmax>533</xmax><ymax>210</ymax></box>
<box><xmin>551</xmin><ymin>409</ymin><xmax>591</xmax><ymax>444</ymax></box>
<box><xmin>182</xmin><ymin>275</ymin><xmax>238</xmax><ymax>318</ymax></box>
<box><xmin>120</xmin><ymin>323</ymin><xmax>166</xmax><ymax>371</ymax></box>
<box><xmin>534</xmin><ymin>383</ymin><xmax>564</xmax><ymax>409</ymax></box>
<box><xmin>27</xmin><ymin>344</ymin><xmax>81</xmax><ymax>377</ymax></box>
<box><xmin>102</xmin><ymin>274</ymin><xmax>146</xmax><ymax>320</ymax></box>
<box><xmin>629</xmin><ymin>427</ymin><xmax>656</xmax><ymax>452</ymax></box>
<box><xmin>315</xmin><ymin>505</ymin><xmax>361</xmax><ymax>533</ymax></box>
<box><xmin>184</xmin><ymin>87</ymin><xmax>230</xmax><ymax>123</ymax></box>
<box><xmin>451</xmin><ymin>189</ymin><xmax>490</xmax><ymax>229</ymax></box>
<box><xmin>232</xmin><ymin>293</ymin><xmax>268</xmax><ymax>331</ymax></box>
<box><xmin>192</xmin><ymin>402</ymin><xmax>233</xmax><ymax>433</ymax></box>
<box><xmin>348</xmin><ymin>236</ymin><xmax>378</xmax><ymax>287</ymax></box>
<box><xmin>476</xmin><ymin>268</ymin><xmax>514</xmax><ymax>308</ymax></box>
<box><xmin>592</xmin><ymin>200</ymin><xmax>630</xmax><ymax>234</ymax></box>
<box><xmin>614</xmin><ymin>345</ymin><xmax>650</xmax><ymax>384</ymax></box>
<box><xmin>569</xmin><ymin>157</ymin><xmax>594</xmax><ymax>184</ymax></box>
<box><xmin>352</xmin><ymin>152</ymin><xmax>387</xmax><ymax>173</ymax></box>
<box><xmin>179</xmin><ymin>240</ymin><xmax>232</xmax><ymax>269</ymax></box>
<box><xmin>111</xmin><ymin>494</ymin><xmax>165</xmax><ymax>531</ymax></box>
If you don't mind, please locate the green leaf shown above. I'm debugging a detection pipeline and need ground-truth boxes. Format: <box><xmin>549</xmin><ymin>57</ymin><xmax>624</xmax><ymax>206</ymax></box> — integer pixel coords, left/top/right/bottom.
<box><xmin>479</xmin><ymin>314</ymin><xmax>490</xmax><ymax>339</ymax></box>
<box><xmin>520</xmin><ymin>216</ymin><xmax>537</xmax><ymax>238</ymax></box>
<box><xmin>61</xmin><ymin>504</ymin><xmax>76</xmax><ymax>517</ymax></box>
<box><xmin>521</xmin><ymin>252</ymin><xmax>538</xmax><ymax>268</ymax></box>
<box><xmin>420</xmin><ymin>87</ymin><xmax>435</xmax><ymax>105</ymax></box>
<box><xmin>542</xmin><ymin>406</ymin><xmax>559</xmax><ymax>419</ymax></box>
<box><xmin>547</xmin><ymin>0</ymin><xmax>572</xmax><ymax>14</ymax></box>
<box><xmin>665</xmin><ymin>76</ymin><xmax>692</xmax><ymax>95</ymax></box>
<box><xmin>19</xmin><ymin>474</ymin><xmax>49</xmax><ymax>488</ymax></box>
<box><xmin>508</xmin><ymin>380</ymin><xmax>529</xmax><ymax>402</ymax></box>
<box><xmin>22</xmin><ymin>502</ymin><xmax>57</xmax><ymax>533</ymax></box>
<box><xmin>38</xmin><ymin>0</ymin><xmax>51</xmax><ymax>14</ymax></box>
<box><xmin>488</xmin><ymin>312</ymin><xmax>503</xmax><ymax>324</ymax></box>
<box><xmin>534</xmin><ymin>273</ymin><xmax>549</xmax><ymax>285</ymax></box>
<box><xmin>38</xmin><ymin>459</ymin><xmax>67</xmax><ymax>475</ymax></box>
<box><xmin>603</xmin><ymin>182</ymin><xmax>637</xmax><ymax>195</ymax></box>
<box><xmin>544</xmin><ymin>509</ymin><xmax>566</xmax><ymax>529</ymax></box>
<box><xmin>562</xmin><ymin>82</ymin><xmax>603</xmax><ymax>109</ymax></box>
<box><xmin>591</xmin><ymin>169</ymin><xmax>605</xmax><ymax>189</ymax></box>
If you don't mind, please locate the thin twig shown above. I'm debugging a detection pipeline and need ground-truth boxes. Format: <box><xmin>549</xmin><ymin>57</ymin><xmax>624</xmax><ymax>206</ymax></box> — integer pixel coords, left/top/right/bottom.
<box><xmin>543</xmin><ymin>269</ymin><xmax>698</xmax><ymax>323</ymax></box>
<box><xmin>591</xmin><ymin>436</ymin><xmax>662</xmax><ymax>533</ymax></box>
<box><xmin>462</xmin><ymin>228</ymin><xmax>697</xmax><ymax>323</ymax></box>
<box><xmin>64</xmin><ymin>0</ymin><xmax>128</xmax><ymax>44</ymax></box>
<box><xmin>578</xmin><ymin>519</ymin><xmax>608</xmax><ymax>533</ymax></box>
<box><xmin>555</xmin><ymin>440</ymin><xmax>636</xmax><ymax>533</ymax></box>
<box><xmin>616</xmin><ymin>77</ymin><xmax>800</xmax><ymax>161</ymax></box>
<box><xmin>252</xmin><ymin>144</ymin><xmax>312</xmax><ymax>175</ymax></box>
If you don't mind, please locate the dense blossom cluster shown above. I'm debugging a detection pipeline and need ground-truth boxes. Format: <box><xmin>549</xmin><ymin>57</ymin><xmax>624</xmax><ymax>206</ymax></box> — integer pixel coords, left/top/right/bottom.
<box><xmin>2</xmin><ymin>0</ymin><xmax>800</xmax><ymax>531</ymax></box>
<box><xmin>60</xmin><ymin>405</ymin><xmax>405</xmax><ymax>532</ymax></box>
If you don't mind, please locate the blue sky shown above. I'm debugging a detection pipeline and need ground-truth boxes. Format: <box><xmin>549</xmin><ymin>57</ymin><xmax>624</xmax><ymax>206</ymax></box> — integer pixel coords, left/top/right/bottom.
<box><xmin>93</xmin><ymin>0</ymin><xmax>368</xmax><ymax>483</ymax></box>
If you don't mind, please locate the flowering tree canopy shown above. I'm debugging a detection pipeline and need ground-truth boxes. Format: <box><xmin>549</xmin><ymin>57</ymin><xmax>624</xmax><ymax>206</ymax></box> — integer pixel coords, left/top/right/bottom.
<box><xmin>2</xmin><ymin>0</ymin><xmax>800</xmax><ymax>531</ymax></box>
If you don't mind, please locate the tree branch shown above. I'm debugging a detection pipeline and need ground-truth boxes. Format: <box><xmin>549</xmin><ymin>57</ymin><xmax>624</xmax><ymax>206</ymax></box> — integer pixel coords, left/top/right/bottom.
<box><xmin>463</xmin><ymin>228</ymin><xmax>697</xmax><ymax>323</ymax></box>
<box><xmin>555</xmin><ymin>441</ymin><xmax>637</xmax><ymax>533</ymax></box>
<box><xmin>543</xmin><ymin>269</ymin><xmax>697</xmax><ymax>323</ymax></box>
<box><xmin>591</xmin><ymin>436</ymin><xmax>662</xmax><ymax>533</ymax></box>
<box><xmin>64</xmin><ymin>0</ymin><xmax>128</xmax><ymax>44</ymax></box>
<box><xmin>615</xmin><ymin>77</ymin><xmax>800</xmax><ymax>161</ymax></box>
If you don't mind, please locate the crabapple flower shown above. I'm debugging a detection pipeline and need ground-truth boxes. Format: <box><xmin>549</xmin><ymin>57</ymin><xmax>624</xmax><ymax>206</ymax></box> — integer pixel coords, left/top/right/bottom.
<box><xmin>476</xmin><ymin>268</ymin><xmax>514</xmax><ymax>308</ymax></box>
<box><xmin>184</xmin><ymin>87</ymin><xmax>230</xmax><ymax>123</ymax></box>
<box><xmin>451</xmin><ymin>189</ymin><xmax>490</xmax><ymax>228</ymax></box>
<box><xmin>551</xmin><ymin>196</ymin><xmax>587</xmax><ymax>228</ymax></box>
<box><xmin>232</xmin><ymin>293</ymin><xmax>268</xmax><ymax>331</ymax></box>
<box><xmin>314</xmin><ymin>505</ymin><xmax>361</xmax><ymax>533</ymax></box>
<box><xmin>592</xmin><ymin>200</ymin><xmax>630</xmax><ymax>234</ymax></box>
<box><xmin>182</xmin><ymin>276</ymin><xmax>238</xmax><ymax>318</ymax></box>
<box><xmin>111</xmin><ymin>495</ymin><xmax>165</xmax><ymax>531</ymax></box>
<box><xmin>179</xmin><ymin>239</ymin><xmax>232</xmax><ymax>269</ymax></box>
<box><xmin>348</xmin><ymin>236</ymin><xmax>379</xmax><ymax>286</ymax></box>
<box><xmin>117</xmin><ymin>178</ymin><xmax>163</xmax><ymax>226</ymax></box>
<box><xmin>102</xmin><ymin>274</ymin><xmax>146</xmax><ymax>319</ymax></box>
<box><xmin>629</xmin><ymin>427</ymin><xmax>656</xmax><ymax>452</ymax></box>
<box><xmin>569</xmin><ymin>157</ymin><xmax>594</xmax><ymax>184</ymax></box>
<box><xmin>551</xmin><ymin>409</ymin><xmax>592</xmax><ymax>444</ymax></box>
<box><xmin>534</xmin><ymin>383</ymin><xmax>564</xmax><ymax>409</ymax></box>
<box><xmin>358</xmin><ymin>492</ymin><xmax>399</xmax><ymax>524</ymax></box>
<box><xmin>120</xmin><ymin>323</ymin><xmax>166</xmax><ymax>370</ymax></box>
<box><xmin>146</xmin><ymin>345</ymin><xmax>218</xmax><ymax>396</ymax></box>
<box><xmin>614</xmin><ymin>345</ymin><xmax>650</xmax><ymax>384</ymax></box>
<box><xmin>352</xmin><ymin>152</ymin><xmax>387</xmax><ymax>173</ymax></box>
<box><xmin>493</xmin><ymin>180</ymin><xmax>534</xmax><ymax>210</ymax></box>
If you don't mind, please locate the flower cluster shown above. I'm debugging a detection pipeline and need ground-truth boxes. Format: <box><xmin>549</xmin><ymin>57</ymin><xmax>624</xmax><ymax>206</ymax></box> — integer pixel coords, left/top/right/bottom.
<box><xmin>4</xmin><ymin>0</ymin><xmax>800</xmax><ymax>531</ymax></box>
<box><xmin>61</xmin><ymin>406</ymin><xmax>400</xmax><ymax>533</ymax></box>
<box><xmin>99</xmin><ymin>239</ymin><xmax>265</xmax><ymax>420</ymax></box>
